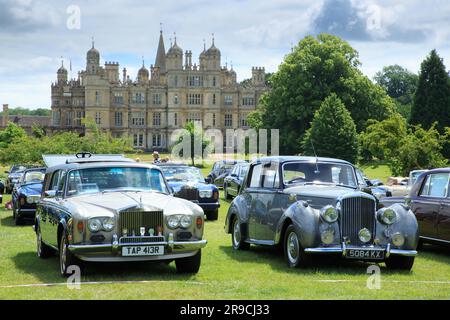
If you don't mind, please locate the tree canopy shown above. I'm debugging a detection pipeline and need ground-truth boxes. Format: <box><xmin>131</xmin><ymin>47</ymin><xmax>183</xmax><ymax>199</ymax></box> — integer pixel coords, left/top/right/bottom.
<box><xmin>302</xmin><ymin>94</ymin><xmax>358</xmax><ymax>164</ymax></box>
<box><xmin>256</xmin><ymin>34</ymin><xmax>394</xmax><ymax>154</ymax></box>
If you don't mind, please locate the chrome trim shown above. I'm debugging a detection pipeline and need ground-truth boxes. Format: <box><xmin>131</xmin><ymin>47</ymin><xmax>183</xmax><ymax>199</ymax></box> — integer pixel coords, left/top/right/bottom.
<box><xmin>389</xmin><ymin>249</ymin><xmax>417</xmax><ymax>257</ymax></box>
<box><xmin>385</xmin><ymin>243</ymin><xmax>391</xmax><ymax>258</ymax></box>
<box><xmin>304</xmin><ymin>245</ymin><xmax>417</xmax><ymax>257</ymax></box>
<box><xmin>305</xmin><ymin>247</ymin><xmax>343</xmax><ymax>254</ymax></box>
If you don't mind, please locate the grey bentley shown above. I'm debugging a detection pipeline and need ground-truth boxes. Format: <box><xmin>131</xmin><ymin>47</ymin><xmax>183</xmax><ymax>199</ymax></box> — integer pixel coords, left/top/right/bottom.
<box><xmin>35</xmin><ymin>153</ymin><xmax>207</xmax><ymax>276</ymax></box>
<box><xmin>224</xmin><ymin>156</ymin><xmax>419</xmax><ymax>270</ymax></box>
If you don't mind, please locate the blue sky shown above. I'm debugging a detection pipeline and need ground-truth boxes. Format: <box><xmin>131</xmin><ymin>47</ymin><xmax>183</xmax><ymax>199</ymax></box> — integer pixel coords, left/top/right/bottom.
<box><xmin>1</xmin><ymin>0</ymin><xmax>450</xmax><ymax>109</ymax></box>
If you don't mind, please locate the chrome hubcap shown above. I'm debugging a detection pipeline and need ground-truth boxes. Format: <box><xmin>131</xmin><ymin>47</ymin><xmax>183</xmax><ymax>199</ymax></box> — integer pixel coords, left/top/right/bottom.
<box><xmin>233</xmin><ymin>220</ymin><xmax>241</xmax><ymax>247</ymax></box>
<box><xmin>37</xmin><ymin>232</ymin><xmax>42</xmax><ymax>256</ymax></box>
<box><xmin>60</xmin><ymin>238</ymin><xmax>66</xmax><ymax>274</ymax></box>
<box><xmin>287</xmin><ymin>232</ymin><xmax>299</xmax><ymax>264</ymax></box>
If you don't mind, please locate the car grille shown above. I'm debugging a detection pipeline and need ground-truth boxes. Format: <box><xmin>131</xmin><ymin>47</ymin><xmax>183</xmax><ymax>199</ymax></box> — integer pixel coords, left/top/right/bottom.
<box><xmin>119</xmin><ymin>236</ymin><xmax>165</xmax><ymax>244</ymax></box>
<box><xmin>340</xmin><ymin>196</ymin><xmax>376</xmax><ymax>245</ymax></box>
<box><xmin>119</xmin><ymin>210</ymin><xmax>164</xmax><ymax>237</ymax></box>
<box><xmin>177</xmin><ymin>188</ymin><xmax>199</xmax><ymax>201</ymax></box>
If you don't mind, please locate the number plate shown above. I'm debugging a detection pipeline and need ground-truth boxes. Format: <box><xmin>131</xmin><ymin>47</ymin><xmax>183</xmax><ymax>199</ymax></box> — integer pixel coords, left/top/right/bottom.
<box><xmin>345</xmin><ymin>248</ymin><xmax>385</xmax><ymax>260</ymax></box>
<box><xmin>122</xmin><ymin>245</ymin><xmax>164</xmax><ymax>257</ymax></box>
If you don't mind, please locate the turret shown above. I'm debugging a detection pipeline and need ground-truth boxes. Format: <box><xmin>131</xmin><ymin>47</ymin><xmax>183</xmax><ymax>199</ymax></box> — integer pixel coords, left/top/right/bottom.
<box><xmin>57</xmin><ymin>60</ymin><xmax>68</xmax><ymax>84</ymax></box>
<box><xmin>86</xmin><ymin>40</ymin><xmax>100</xmax><ymax>75</ymax></box>
<box><xmin>252</xmin><ymin>67</ymin><xmax>265</xmax><ymax>86</ymax></box>
<box><xmin>138</xmin><ymin>59</ymin><xmax>149</xmax><ymax>84</ymax></box>
<box><xmin>204</xmin><ymin>35</ymin><xmax>221</xmax><ymax>70</ymax></box>
<box><xmin>166</xmin><ymin>34</ymin><xmax>183</xmax><ymax>71</ymax></box>
<box><xmin>105</xmin><ymin>61</ymin><xmax>119</xmax><ymax>83</ymax></box>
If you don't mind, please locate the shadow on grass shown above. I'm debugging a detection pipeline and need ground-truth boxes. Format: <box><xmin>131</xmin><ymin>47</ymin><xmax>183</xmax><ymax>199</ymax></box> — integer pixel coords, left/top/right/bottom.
<box><xmin>418</xmin><ymin>243</ymin><xmax>450</xmax><ymax>263</ymax></box>
<box><xmin>12</xmin><ymin>251</ymin><xmax>195</xmax><ymax>284</ymax></box>
<box><xmin>0</xmin><ymin>215</ymin><xmax>33</xmax><ymax>228</ymax></box>
<box><xmin>219</xmin><ymin>245</ymin><xmax>414</xmax><ymax>276</ymax></box>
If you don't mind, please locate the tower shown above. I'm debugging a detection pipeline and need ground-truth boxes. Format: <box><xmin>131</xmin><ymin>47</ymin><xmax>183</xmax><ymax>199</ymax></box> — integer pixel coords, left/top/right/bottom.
<box><xmin>166</xmin><ymin>34</ymin><xmax>183</xmax><ymax>71</ymax></box>
<box><xmin>204</xmin><ymin>35</ymin><xmax>221</xmax><ymax>70</ymax></box>
<box><xmin>105</xmin><ymin>61</ymin><xmax>119</xmax><ymax>83</ymax></box>
<box><xmin>86</xmin><ymin>39</ymin><xmax>100</xmax><ymax>75</ymax></box>
<box><xmin>2</xmin><ymin>104</ymin><xmax>8</xmax><ymax>127</ymax></box>
<box><xmin>137</xmin><ymin>59</ymin><xmax>149</xmax><ymax>84</ymax></box>
<box><xmin>252</xmin><ymin>67</ymin><xmax>265</xmax><ymax>86</ymax></box>
<box><xmin>57</xmin><ymin>60</ymin><xmax>68</xmax><ymax>84</ymax></box>
<box><xmin>155</xmin><ymin>30</ymin><xmax>167</xmax><ymax>74</ymax></box>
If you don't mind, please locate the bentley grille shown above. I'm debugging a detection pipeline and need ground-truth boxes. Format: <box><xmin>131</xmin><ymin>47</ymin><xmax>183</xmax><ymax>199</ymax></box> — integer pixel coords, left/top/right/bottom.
<box><xmin>340</xmin><ymin>196</ymin><xmax>376</xmax><ymax>245</ymax></box>
<box><xmin>119</xmin><ymin>210</ymin><xmax>164</xmax><ymax>237</ymax></box>
<box><xmin>119</xmin><ymin>236</ymin><xmax>165</xmax><ymax>244</ymax></box>
<box><xmin>178</xmin><ymin>188</ymin><xmax>199</xmax><ymax>201</ymax></box>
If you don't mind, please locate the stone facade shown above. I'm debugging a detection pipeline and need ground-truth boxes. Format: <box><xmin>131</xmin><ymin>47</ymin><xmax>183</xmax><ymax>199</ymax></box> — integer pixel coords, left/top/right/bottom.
<box><xmin>50</xmin><ymin>32</ymin><xmax>268</xmax><ymax>151</ymax></box>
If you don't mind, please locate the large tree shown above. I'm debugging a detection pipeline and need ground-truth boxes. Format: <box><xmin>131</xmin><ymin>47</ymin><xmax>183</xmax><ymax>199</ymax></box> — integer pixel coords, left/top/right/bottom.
<box><xmin>302</xmin><ymin>94</ymin><xmax>358</xmax><ymax>164</ymax></box>
<box><xmin>411</xmin><ymin>50</ymin><xmax>450</xmax><ymax>133</ymax></box>
<box><xmin>256</xmin><ymin>34</ymin><xmax>394</xmax><ymax>154</ymax></box>
<box><xmin>374</xmin><ymin>65</ymin><xmax>418</xmax><ymax>120</ymax></box>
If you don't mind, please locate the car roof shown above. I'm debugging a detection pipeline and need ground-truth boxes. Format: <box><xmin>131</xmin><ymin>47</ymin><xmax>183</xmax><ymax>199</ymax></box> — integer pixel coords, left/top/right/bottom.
<box><xmin>45</xmin><ymin>161</ymin><xmax>160</xmax><ymax>174</ymax></box>
<box><xmin>23</xmin><ymin>167</ymin><xmax>46</xmax><ymax>173</ymax></box>
<box><xmin>422</xmin><ymin>168</ymin><xmax>450</xmax><ymax>174</ymax></box>
<box><xmin>254</xmin><ymin>156</ymin><xmax>353</xmax><ymax>165</ymax></box>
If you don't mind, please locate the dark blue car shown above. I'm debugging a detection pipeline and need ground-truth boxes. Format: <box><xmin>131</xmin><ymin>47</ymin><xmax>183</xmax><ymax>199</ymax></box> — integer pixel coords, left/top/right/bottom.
<box><xmin>12</xmin><ymin>167</ymin><xmax>46</xmax><ymax>225</ymax></box>
<box><xmin>159</xmin><ymin>164</ymin><xmax>220</xmax><ymax>221</ymax></box>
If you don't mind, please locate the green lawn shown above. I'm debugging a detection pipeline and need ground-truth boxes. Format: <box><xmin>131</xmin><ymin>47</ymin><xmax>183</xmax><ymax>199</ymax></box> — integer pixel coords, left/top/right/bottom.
<box><xmin>1</xmin><ymin>189</ymin><xmax>450</xmax><ymax>300</ymax></box>
<box><xmin>0</xmin><ymin>158</ymin><xmax>449</xmax><ymax>299</ymax></box>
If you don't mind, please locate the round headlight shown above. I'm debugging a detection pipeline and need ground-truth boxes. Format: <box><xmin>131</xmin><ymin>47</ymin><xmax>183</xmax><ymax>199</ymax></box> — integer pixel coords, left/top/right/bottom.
<box><xmin>321</xmin><ymin>229</ymin><xmax>335</xmax><ymax>245</ymax></box>
<box><xmin>180</xmin><ymin>215</ymin><xmax>192</xmax><ymax>229</ymax></box>
<box><xmin>167</xmin><ymin>215</ymin><xmax>181</xmax><ymax>229</ymax></box>
<box><xmin>199</xmin><ymin>190</ymin><xmax>213</xmax><ymax>198</ymax></box>
<box><xmin>358</xmin><ymin>228</ymin><xmax>372</xmax><ymax>243</ymax></box>
<box><xmin>392</xmin><ymin>232</ymin><xmax>405</xmax><ymax>247</ymax></box>
<box><xmin>379</xmin><ymin>208</ymin><xmax>397</xmax><ymax>225</ymax></box>
<box><xmin>321</xmin><ymin>205</ymin><xmax>339</xmax><ymax>223</ymax></box>
<box><xmin>102</xmin><ymin>217</ymin><xmax>115</xmax><ymax>232</ymax></box>
<box><xmin>88</xmin><ymin>218</ymin><xmax>102</xmax><ymax>233</ymax></box>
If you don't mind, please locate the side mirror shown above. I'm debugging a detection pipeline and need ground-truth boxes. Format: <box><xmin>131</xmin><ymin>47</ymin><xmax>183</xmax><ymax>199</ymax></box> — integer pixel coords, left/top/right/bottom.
<box><xmin>205</xmin><ymin>177</ymin><xmax>212</xmax><ymax>184</ymax></box>
<box><xmin>44</xmin><ymin>190</ymin><xmax>57</xmax><ymax>198</ymax></box>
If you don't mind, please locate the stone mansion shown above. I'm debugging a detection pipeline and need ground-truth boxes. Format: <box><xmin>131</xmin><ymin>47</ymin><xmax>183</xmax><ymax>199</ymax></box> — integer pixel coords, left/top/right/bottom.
<box><xmin>50</xmin><ymin>31</ymin><xmax>268</xmax><ymax>151</ymax></box>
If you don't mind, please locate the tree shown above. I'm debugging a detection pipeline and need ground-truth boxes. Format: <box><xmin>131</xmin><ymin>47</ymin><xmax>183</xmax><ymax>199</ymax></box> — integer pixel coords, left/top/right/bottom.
<box><xmin>256</xmin><ymin>34</ymin><xmax>394</xmax><ymax>154</ymax></box>
<box><xmin>0</xmin><ymin>122</ymin><xmax>26</xmax><ymax>148</ymax></box>
<box><xmin>359</xmin><ymin>113</ymin><xmax>407</xmax><ymax>161</ymax></box>
<box><xmin>374</xmin><ymin>65</ymin><xmax>418</xmax><ymax>120</ymax></box>
<box><xmin>302</xmin><ymin>94</ymin><xmax>358</xmax><ymax>164</ymax></box>
<box><xmin>389</xmin><ymin>124</ymin><xmax>448</xmax><ymax>176</ymax></box>
<box><xmin>411</xmin><ymin>50</ymin><xmax>450</xmax><ymax>133</ymax></box>
<box><xmin>173</xmin><ymin>121</ymin><xmax>211</xmax><ymax>166</ymax></box>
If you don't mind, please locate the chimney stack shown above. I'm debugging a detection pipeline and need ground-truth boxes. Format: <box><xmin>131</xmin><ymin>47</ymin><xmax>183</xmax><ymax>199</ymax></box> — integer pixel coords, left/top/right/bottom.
<box><xmin>2</xmin><ymin>104</ymin><xmax>8</xmax><ymax>127</ymax></box>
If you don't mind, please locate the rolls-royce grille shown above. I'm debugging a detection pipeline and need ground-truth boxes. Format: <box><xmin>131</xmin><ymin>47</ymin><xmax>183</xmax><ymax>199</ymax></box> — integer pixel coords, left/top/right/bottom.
<box><xmin>119</xmin><ymin>211</ymin><xmax>164</xmax><ymax>237</ymax></box>
<box><xmin>178</xmin><ymin>188</ymin><xmax>199</xmax><ymax>201</ymax></box>
<box><xmin>119</xmin><ymin>236</ymin><xmax>165</xmax><ymax>244</ymax></box>
<box><xmin>340</xmin><ymin>196</ymin><xmax>376</xmax><ymax>245</ymax></box>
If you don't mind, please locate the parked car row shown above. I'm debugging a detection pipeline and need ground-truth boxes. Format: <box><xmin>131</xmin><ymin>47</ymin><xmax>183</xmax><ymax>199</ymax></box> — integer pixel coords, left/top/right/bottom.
<box><xmin>2</xmin><ymin>153</ymin><xmax>448</xmax><ymax>277</ymax></box>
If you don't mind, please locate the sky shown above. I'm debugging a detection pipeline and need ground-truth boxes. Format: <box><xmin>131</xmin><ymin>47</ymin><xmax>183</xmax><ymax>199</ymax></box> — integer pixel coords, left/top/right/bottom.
<box><xmin>1</xmin><ymin>0</ymin><xmax>450</xmax><ymax>109</ymax></box>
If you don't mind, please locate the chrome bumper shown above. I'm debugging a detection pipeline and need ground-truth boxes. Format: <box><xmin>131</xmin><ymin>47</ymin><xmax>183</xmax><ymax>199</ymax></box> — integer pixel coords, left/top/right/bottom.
<box><xmin>304</xmin><ymin>243</ymin><xmax>417</xmax><ymax>258</ymax></box>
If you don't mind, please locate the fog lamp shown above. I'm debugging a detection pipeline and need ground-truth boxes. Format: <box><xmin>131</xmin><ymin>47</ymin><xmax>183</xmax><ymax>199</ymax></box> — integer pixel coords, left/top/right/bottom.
<box><xmin>358</xmin><ymin>228</ymin><xmax>372</xmax><ymax>243</ymax></box>
<box><xmin>88</xmin><ymin>218</ymin><xmax>102</xmax><ymax>233</ymax></box>
<box><xmin>321</xmin><ymin>229</ymin><xmax>335</xmax><ymax>245</ymax></box>
<box><xmin>391</xmin><ymin>232</ymin><xmax>405</xmax><ymax>247</ymax></box>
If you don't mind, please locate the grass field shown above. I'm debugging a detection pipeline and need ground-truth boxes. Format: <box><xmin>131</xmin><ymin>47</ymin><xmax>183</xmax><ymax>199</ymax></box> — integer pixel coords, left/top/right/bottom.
<box><xmin>0</xmin><ymin>158</ymin><xmax>449</xmax><ymax>299</ymax></box>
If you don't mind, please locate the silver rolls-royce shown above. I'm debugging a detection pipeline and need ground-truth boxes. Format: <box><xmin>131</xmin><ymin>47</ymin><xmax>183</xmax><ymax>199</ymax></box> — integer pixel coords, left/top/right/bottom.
<box><xmin>225</xmin><ymin>156</ymin><xmax>419</xmax><ymax>270</ymax></box>
<box><xmin>35</xmin><ymin>153</ymin><xmax>207</xmax><ymax>276</ymax></box>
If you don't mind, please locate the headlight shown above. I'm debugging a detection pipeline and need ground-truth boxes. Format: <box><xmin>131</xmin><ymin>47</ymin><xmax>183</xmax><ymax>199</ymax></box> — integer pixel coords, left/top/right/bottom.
<box><xmin>180</xmin><ymin>215</ymin><xmax>192</xmax><ymax>229</ymax></box>
<box><xmin>102</xmin><ymin>217</ymin><xmax>115</xmax><ymax>232</ymax></box>
<box><xmin>167</xmin><ymin>215</ymin><xmax>181</xmax><ymax>229</ymax></box>
<box><xmin>199</xmin><ymin>190</ymin><xmax>213</xmax><ymax>198</ymax></box>
<box><xmin>320</xmin><ymin>205</ymin><xmax>338</xmax><ymax>223</ymax></box>
<box><xmin>378</xmin><ymin>208</ymin><xmax>397</xmax><ymax>225</ymax></box>
<box><xmin>88</xmin><ymin>218</ymin><xmax>102</xmax><ymax>233</ymax></box>
<box><xmin>392</xmin><ymin>232</ymin><xmax>405</xmax><ymax>247</ymax></box>
<box><xmin>358</xmin><ymin>228</ymin><xmax>372</xmax><ymax>243</ymax></box>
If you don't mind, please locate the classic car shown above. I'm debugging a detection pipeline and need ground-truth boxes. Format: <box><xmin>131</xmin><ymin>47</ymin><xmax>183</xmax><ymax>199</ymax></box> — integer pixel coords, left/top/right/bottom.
<box><xmin>380</xmin><ymin>168</ymin><xmax>450</xmax><ymax>248</ymax></box>
<box><xmin>5</xmin><ymin>165</ymin><xmax>28</xmax><ymax>194</ymax></box>
<box><xmin>225</xmin><ymin>156</ymin><xmax>418</xmax><ymax>270</ymax></box>
<box><xmin>224</xmin><ymin>162</ymin><xmax>250</xmax><ymax>200</ymax></box>
<box><xmin>158</xmin><ymin>163</ymin><xmax>220</xmax><ymax>221</ymax></box>
<box><xmin>206</xmin><ymin>160</ymin><xmax>247</xmax><ymax>188</ymax></box>
<box><xmin>389</xmin><ymin>170</ymin><xmax>428</xmax><ymax>197</ymax></box>
<box><xmin>0</xmin><ymin>180</ymin><xmax>4</xmax><ymax>204</ymax></box>
<box><xmin>35</xmin><ymin>153</ymin><xmax>207</xmax><ymax>276</ymax></box>
<box><xmin>355</xmin><ymin>169</ymin><xmax>392</xmax><ymax>200</ymax></box>
<box><xmin>12</xmin><ymin>167</ymin><xmax>46</xmax><ymax>225</ymax></box>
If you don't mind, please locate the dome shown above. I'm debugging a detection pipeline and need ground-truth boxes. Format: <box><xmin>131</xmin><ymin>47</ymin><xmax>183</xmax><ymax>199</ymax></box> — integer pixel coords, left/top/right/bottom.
<box><xmin>87</xmin><ymin>46</ymin><xmax>100</xmax><ymax>60</ymax></box>
<box><xmin>167</xmin><ymin>42</ymin><xmax>183</xmax><ymax>55</ymax></box>
<box><xmin>206</xmin><ymin>44</ymin><xmax>220</xmax><ymax>56</ymax></box>
<box><xmin>57</xmin><ymin>65</ymin><xmax>68</xmax><ymax>74</ymax></box>
<box><xmin>138</xmin><ymin>65</ymin><xmax>149</xmax><ymax>77</ymax></box>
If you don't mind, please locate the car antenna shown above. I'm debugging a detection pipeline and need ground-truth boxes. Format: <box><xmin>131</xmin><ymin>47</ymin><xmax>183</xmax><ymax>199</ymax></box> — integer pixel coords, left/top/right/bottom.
<box><xmin>310</xmin><ymin>140</ymin><xmax>320</xmax><ymax>174</ymax></box>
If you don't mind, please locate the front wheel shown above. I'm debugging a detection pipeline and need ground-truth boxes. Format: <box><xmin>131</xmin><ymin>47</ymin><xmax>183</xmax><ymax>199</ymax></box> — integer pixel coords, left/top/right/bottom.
<box><xmin>206</xmin><ymin>209</ymin><xmax>218</xmax><ymax>221</ymax></box>
<box><xmin>59</xmin><ymin>233</ymin><xmax>80</xmax><ymax>277</ymax></box>
<box><xmin>37</xmin><ymin>226</ymin><xmax>53</xmax><ymax>258</ymax></box>
<box><xmin>385</xmin><ymin>256</ymin><xmax>415</xmax><ymax>271</ymax></box>
<box><xmin>231</xmin><ymin>217</ymin><xmax>250</xmax><ymax>250</ymax></box>
<box><xmin>175</xmin><ymin>250</ymin><xmax>202</xmax><ymax>273</ymax></box>
<box><xmin>284</xmin><ymin>224</ymin><xmax>309</xmax><ymax>268</ymax></box>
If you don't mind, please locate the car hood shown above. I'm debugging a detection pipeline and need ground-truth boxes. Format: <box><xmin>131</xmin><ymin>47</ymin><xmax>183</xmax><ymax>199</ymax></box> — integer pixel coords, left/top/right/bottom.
<box><xmin>64</xmin><ymin>191</ymin><xmax>203</xmax><ymax>219</ymax></box>
<box><xmin>284</xmin><ymin>184</ymin><xmax>360</xmax><ymax>209</ymax></box>
<box><xmin>168</xmin><ymin>180</ymin><xmax>213</xmax><ymax>193</ymax></box>
<box><xmin>18</xmin><ymin>182</ymin><xmax>43</xmax><ymax>195</ymax></box>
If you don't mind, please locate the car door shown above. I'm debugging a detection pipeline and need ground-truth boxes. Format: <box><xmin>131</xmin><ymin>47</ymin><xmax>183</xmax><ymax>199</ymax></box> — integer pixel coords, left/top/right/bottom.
<box><xmin>227</xmin><ymin>166</ymin><xmax>239</xmax><ymax>196</ymax></box>
<box><xmin>256</xmin><ymin>162</ymin><xmax>282</xmax><ymax>242</ymax></box>
<box><xmin>246</xmin><ymin>163</ymin><xmax>263</xmax><ymax>240</ymax></box>
<box><xmin>40</xmin><ymin>170</ymin><xmax>61</xmax><ymax>245</ymax></box>
<box><xmin>437</xmin><ymin>173</ymin><xmax>450</xmax><ymax>241</ymax></box>
<box><xmin>412</xmin><ymin>173</ymin><xmax>447</xmax><ymax>240</ymax></box>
